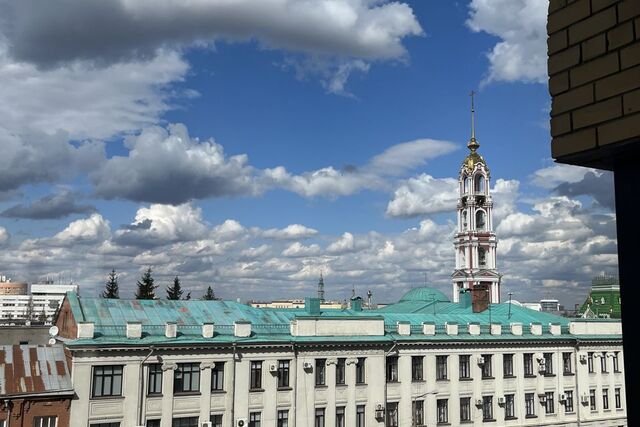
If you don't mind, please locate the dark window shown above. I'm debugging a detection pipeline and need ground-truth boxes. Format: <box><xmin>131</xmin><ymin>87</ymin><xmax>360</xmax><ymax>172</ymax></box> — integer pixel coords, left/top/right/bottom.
<box><xmin>481</xmin><ymin>354</ymin><xmax>492</xmax><ymax>378</ymax></box>
<box><xmin>505</xmin><ymin>394</ymin><xmax>515</xmax><ymax>419</ymax></box>
<box><xmin>613</xmin><ymin>352</ymin><xmax>620</xmax><ymax>372</ymax></box>
<box><xmin>314</xmin><ymin>408</ymin><xmax>325</xmax><ymax>427</ymax></box>
<box><xmin>459</xmin><ymin>355</ymin><xmax>471</xmax><ymax>379</ymax></box>
<box><xmin>524</xmin><ymin>354</ymin><xmax>534</xmax><ymax>376</ymax></box>
<box><xmin>588</xmin><ymin>352</ymin><xmax>594</xmax><ymax>373</ymax></box>
<box><xmin>412</xmin><ymin>400</ymin><xmax>424</xmax><ymax>426</ymax></box>
<box><xmin>210</xmin><ymin>415</ymin><xmax>223</xmax><ymax>427</ymax></box>
<box><xmin>90</xmin><ymin>424</ymin><xmax>120</xmax><ymax>427</ymax></box>
<box><xmin>147</xmin><ymin>421</ymin><xmax>160</xmax><ymax>427</ymax></box>
<box><xmin>336</xmin><ymin>407</ymin><xmax>345</xmax><ymax>427</ymax></box>
<box><xmin>411</xmin><ymin>356</ymin><xmax>423</xmax><ymax>381</ymax></box>
<box><xmin>147</xmin><ymin>364</ymin><xmax>162</xmax><ymax>395</ymax></box>
<box><xmin>356</xmin><ymin>358</ymin><xmax>366</xmax><ymax>384</ymax></box>
<box><xmin>92</xmin><ymin>365</ymin><xmax>123</xmax><ymax>397</ymax></box>
<box><xmin>386</xmin><ymin>356</ymin><xmax>398</xmax><ymax>382</ymax></box>
<box><xmin>482</xmin><ymin>396</ymin><xmax>494</xmax><ymax>421</ymax></box>
<box><xmin>565</xmin><ymin>390</ymin><xmax>574</xmax><ymax>413</ymax></box>
<box><xmin>277</xmin><ymin>410</ymin><xmax>288</xmax><ymax>427</ymax></box>
<box><xmin>212</xmin><ymin>362</ymin><xmax>224</xmax><ymax>391</ymax></box>
<box><xmin>336</xmin><ymin>358</ymin><xmax>346</xmax><ymax>385</ymax></box>
<box><xmin>250</xmin><ymin>361</ymin><xmax>262</xmax><ymax>390</ymax></box>
<box><xmin>437</xmin><ymin>399</ymin><xmax>448</xmax><ymax>424</ymax></box>
<box><xmin>249</xmin><ymin>412</ymin><xmax>261</xmax><ymax>427</ymax></box>
<box><xmin>503</xmin><ymin>354</ymin><xmax>514</xmax><ymax>377</ymax></box>
<box><xmin>33</xmin><ymin>417</ymin><xmax>57</xmax><ymax>427</ymax></box>
<box><xmin>525</xmin><ymin>393</ymin><xmax>535</xmax><ymax>417</ymax></box>
<box><xmin>543</xmin><ymin>353</ymin><xmax>554</xmax><ymax>375</ymax></box>
<box><xmin>590</xmin><ymin>389</ymin><xmax>597</xmax><ymax>411</ymax></box>
<box><xmin>603</xmin><ymin>388</ymin><xmax>609</xmax><ymax>410</ymax></box>
<box><xmin>277</xmin><ymin>360</ymin><xmax>290</xmax><ymax>388</ymax></box>
<box><xmin>460</xmin><ymin>397</ymin><xmax>471</xmax><ymax>422</ymax></box>
<box><xmin>315</xmin><ymin>359</ymin><xmax>326</xmax><ymax>386</ymax></box>
<box><xmin>174</xmin><ymin>363</ymin><xmax>200</xmax><ymax>393</ymax></box>
<box><xmin>172</xmin><ymin>418</ymin><xmax>197</xmax><ymax>427</ymax></box>
<box><xmin>386</xmin><ymin>402</ymin><xmax>398</xmax><ymax>427</ymax></box>
<box><xmin>545</xmin><ymin>392</ymin><xmax>554</xmax><ymax>414</ymax></box>
<box><xmin>436</xmin><ymin>355</ymin><xmax>448</xmax><ymax>380</ymax></box>
<box><xmin>563</xmin><ymin>353</ymin><xmax>572</xmax><ymax>374</ymax></box>
<box><xmin>601</xmin><ymin>353</ymin><xmax>608</xmax><ymax>373</ymax></box>
<box><xmin>615</xmin><ymin>388</ymin><xmax>622</xmax><ymax>409</ymax></box>
<box><xmin>356</xmin><ymin>405</ymin><xmax>365</xmax><ymax>427</ymax></box>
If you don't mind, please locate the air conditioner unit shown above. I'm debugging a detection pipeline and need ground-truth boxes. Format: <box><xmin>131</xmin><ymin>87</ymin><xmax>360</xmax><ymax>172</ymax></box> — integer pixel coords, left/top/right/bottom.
<box><xmin>579</xmin><ymin>354</ymin><xmax>587</xmax><ymax>364</ymax></box>
<box><xmin>202</xmin><ymin>423</ymin><xmax>212</xmax><ymax>427</ymax></box>
<box><xmin>269</xmin><ymin>363</ymin><xmax>278</xmax><ymax>373</ymax></box>
<box><xmin>236</xmin><ymin>419</ymin><xmax>248</xmax><ymax>427</ymax></box>
<box><xmin>303</xmin><ymin>362</ymin><xmax>313</xmax><ymax>370</ymax></box>
<box><xmin>376</xmin><ymin>404</ymin><xmax>384</xmax><ymax>411</ymax></box>
<box><xmin>476</xmin><ymin>399</ymin><xmax>483</xmax><ymax>407</ymax></box>
<box><xmin>477</xmin><ymin>356</ymin><xmax>485</xmax><ymax>365</ymax></box>
<box><xmin>497</xmin><ymin>397</ymin><xmax>505</xmax><ymax>405</ymax></box>
<box><xmin>580</xmin><ymin>394</ymin><xmax>589</xmax><ymax>405</ymax></box>
<box><xmin>559</xmin><ymin>393</ymin><xmax>566</xmax><ymax>402</ymax></box>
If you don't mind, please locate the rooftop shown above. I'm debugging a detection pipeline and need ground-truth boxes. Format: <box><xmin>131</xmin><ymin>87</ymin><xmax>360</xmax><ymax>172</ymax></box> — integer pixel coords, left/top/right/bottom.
<box><xmin>0</xmin><ymin>344</ymin><xmax>72</xmax><ymax>396</ymax></box>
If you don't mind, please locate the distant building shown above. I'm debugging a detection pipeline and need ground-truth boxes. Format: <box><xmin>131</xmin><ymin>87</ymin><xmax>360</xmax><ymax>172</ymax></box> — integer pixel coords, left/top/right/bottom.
<box><xmin>0</xmin><ymin>276</ymin><xmax>28</xmax><ymax>295</ymax></box>
<box><xmin>579</xmin><ymin>275</ymin><xmax>621</xmax><ymax>319</ymax></box>
<box><xmin>0</xmin><ymin>279</ymin><xmax>78</xmax><ymax>324</ymax></box>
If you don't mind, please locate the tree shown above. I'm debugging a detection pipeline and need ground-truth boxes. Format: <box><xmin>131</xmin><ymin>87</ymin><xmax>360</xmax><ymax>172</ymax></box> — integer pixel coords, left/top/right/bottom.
<box><xmin>202</xmin><ymin>286</ymin><xmax>220</xmax><ymax>301</ymax></box>
<box><xmin>135</xmin><ymin>267</ymin><xmax>157</xmax><ymax>300</ymax></box>
<box><xmin>101</xmin><ymin>269</ymin><xmax>120</xmax><ymax>299</ymax></box>
<box><xmin>166</xmin><ymin>276</ymin><xmax>183</xmax><ymax>300</ymax></box>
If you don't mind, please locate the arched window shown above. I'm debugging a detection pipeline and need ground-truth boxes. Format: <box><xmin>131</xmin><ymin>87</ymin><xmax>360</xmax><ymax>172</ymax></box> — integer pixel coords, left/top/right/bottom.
<box><xmin>462</xmin><ymin>211</ymin><xmax>468</xmax><ymax>231</ymax></box>
<box><xmin>474</xmin><ymin>174</ymin><xmax>485</xmax><ymax>193</ymax></box>
<box><xmin>478</xmin><ymin>247</ymin><xmax>487</xmax><ymax>267</ymax></box>
<box><xmin>464</xmin><ymin>176</ymin><xmax>472</xmax><ymax>194</ymax></box>
<box><xmin>476</xmin><ymin>210</ymin><xmax>486</xmax><ymax>230</ymax></box>
<box><xmin>460</xmin><ymin>249</ymin><xmax>466</xmax><ymax>267</ymax></box>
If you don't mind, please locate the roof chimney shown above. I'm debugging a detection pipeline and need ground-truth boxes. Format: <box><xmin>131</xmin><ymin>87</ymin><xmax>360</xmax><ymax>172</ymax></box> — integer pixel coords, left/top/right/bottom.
<box><xmin>471</xmin><ymin>284</ymin><xmax>490</xmax><ymax>313</ymax></box>
<box><xmin>459</xmin><ymin>289</ymin><xmax>472</xmax><ymax>309</ymax></box>
<box><xmin>351</xmin><ymin>296</ymin><xmax>363</xmax><ymax>312</ymax></box>
<box><xmin>305</xmin><ymin>297</ymin><xmax>321</xmax><ymax>315</ymax></box>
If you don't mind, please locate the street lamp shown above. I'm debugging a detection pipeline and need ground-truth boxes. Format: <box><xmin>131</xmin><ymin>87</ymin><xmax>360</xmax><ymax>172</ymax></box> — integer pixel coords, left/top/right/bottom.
<box><xmin>412</xmin><ymin>390</ymin><xmax>437</xmax><ymax>427</ymax></box>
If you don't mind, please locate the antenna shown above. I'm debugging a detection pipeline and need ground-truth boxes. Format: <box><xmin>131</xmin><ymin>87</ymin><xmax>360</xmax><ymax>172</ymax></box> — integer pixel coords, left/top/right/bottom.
<box><xmin>470</xmin><ymin>90</ymin><xmax>476</xmax><ymax>140</ymax></box>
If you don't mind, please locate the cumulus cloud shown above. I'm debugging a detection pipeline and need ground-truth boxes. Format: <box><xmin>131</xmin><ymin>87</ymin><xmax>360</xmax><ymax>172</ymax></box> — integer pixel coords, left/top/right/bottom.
<box><xmin>531</xmin><ymin>163</ymin><xmax>593</xmax><ymax>189</ymax></box>
<box><xmin>1</xmin><ymin>189</ymin><xmax>95</xmax><ymax>220</ymax></box>
<box><xmin>327</xmin><ymin>232</ymin><xmax>357</xmax><ymax>254</ymax></box>
<box><xmin>263</xmin><ymin>224</ymin><xmax>319</xmax><ymax>240</ymax></box>
<box><xmin>0</xmin><ymin>227</ymin><xmax>9</xmax><ymax>246</ymax></box>
<box><xmin>554</xmin><ymin>171</ymin><xmax>615</xmax><ymax>210</ymax></box>
<box><xmin>386</xmin><ymin>174</ymin><xmax>458</xmax><ymax>218</ymax></box>
<box><xmin>467</xmin><ymin>0</ymin><xmax>548</xmax><ymax>84</ymax></box>
<box><xmin>282</xmin><ymin>242</ymin><xmax>321</xmax><ymax>257</ymax></box>
<box><xmin>53</xmin><ymin>213</ymin><xmax>111</xmax><ymax>245</ymax></box>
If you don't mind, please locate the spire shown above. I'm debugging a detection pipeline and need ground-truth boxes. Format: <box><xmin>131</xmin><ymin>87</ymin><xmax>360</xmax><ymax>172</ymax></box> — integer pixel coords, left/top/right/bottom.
<box><xmin>317</xmin><ymin>272</ymin><xmax>325</xmax><ymax>303</ymax></box>
<box><xmin>468</xmin><ymin>90</ymin><xmax>480</xmax><ymax>152</ymax></box>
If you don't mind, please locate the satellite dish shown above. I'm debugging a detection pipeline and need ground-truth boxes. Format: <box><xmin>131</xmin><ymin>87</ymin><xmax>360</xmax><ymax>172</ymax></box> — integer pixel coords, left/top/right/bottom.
<box><xmin>48</xmin><ymin>338</ymin><xmax>56</xmax><ymax>345</ymax></box>
<box><xmin>49</xmin><ymin>325</ymin><xmax>59</xmax><ymax>337</ymax></box>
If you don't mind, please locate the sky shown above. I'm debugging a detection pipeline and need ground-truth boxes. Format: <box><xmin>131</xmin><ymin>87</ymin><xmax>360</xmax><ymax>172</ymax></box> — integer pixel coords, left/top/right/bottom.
<box><xmin>0</xmin><ymin>0</ymin><xmax>617</xmax><ymax>307</ymax></box>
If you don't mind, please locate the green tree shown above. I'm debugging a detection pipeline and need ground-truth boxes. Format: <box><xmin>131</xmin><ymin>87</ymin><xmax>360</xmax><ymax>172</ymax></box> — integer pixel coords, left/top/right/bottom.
<box><xmin>166</xmin><ymin>276</ymin><xmax>183</xmax><ymax>300</ymax></box>
<box><xmin>202</xmin><ymin>286</ymin><xmax>220</xmax><ymax>301</ymax></box>
<box><xmin>101</xmin><ymin>269</ymin><xmax>120</xmax><ymax>299</ymax></box>
<box><xmin>135</xmin><ymin>267</ymin><xmax>157</xmax><ymax>300</ymax></box>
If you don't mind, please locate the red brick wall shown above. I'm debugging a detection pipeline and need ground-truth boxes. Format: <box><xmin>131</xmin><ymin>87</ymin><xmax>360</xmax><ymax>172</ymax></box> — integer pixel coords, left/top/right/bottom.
<box><xmin>0</xmin><ymin>397</ymin><xmax>71</xmax><ymax>427</ymax></box>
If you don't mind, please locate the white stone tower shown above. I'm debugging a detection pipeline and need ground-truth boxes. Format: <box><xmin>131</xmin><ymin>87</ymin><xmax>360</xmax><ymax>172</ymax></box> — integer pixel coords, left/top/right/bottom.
<box><xmin>452</xmin><ymin>92</ymin><xmax>500</xmax><ymax>303</ymax></box>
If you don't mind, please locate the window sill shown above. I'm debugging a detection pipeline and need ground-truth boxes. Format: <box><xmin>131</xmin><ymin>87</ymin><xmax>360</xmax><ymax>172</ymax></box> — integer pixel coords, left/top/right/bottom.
<box><xmin>481</xmin><ymin>376</ymin><xmax>495</xmax><ymax>380</ymax></box>
<box><xmin>436</xmin><ymin>378</ymin><xmax>449</xmax><ymax>382</ymax></box>
<box><xmin>411</xmin><ymin>379</ymin><xmax>426</xmax><ymax>384</ymax></box>
<box><xmin>146</xmin><ymin>393</ymin><xmax>163</xmax><ymax>398</ymax></box>
<box><xmin>543</xmin><ymin>374</ymin><xmax>556</xmax><ymax>377</ymax></box>
<box><xmin>563</xmin><ymin>372</ymin><xmax>575</xmax><ymax>376</ymax></box>
<box><xmin>315</xmin><ymin>384</ymin><xmax>328</xmax><ymax>389</ymax></box>
<box><xmin>482</xmin><ymin>418</ymin><xmax>496</xmax><ymax>422</ymax></box>
<box><xmin>355</xmin><ymin>383</ymin><xmax>367</xmax><ymax>386</ymax></box>
<box><xmin>525</xmin><ymin>415</ymin><xmax>537</xmax><ymax>419</ymax></box>
<box><xmin>504</xmin><ymin>416</ymin><xmax>518</xmax><ymax>420</ymax></box>
<box><xmin>249</xmin><ymin>388</ymin><xmax>264</xmax><ymax>393</ymax></box>
<box><xmin>335</xmin><ymin>384</ymin><xmax>347</xmax><ymax>388</ymax></box>
<box><xmin>459</xmin><ymin>377</ymin><xmax>473</xmax><ymax>381</ymax></box>
<box><xmin>277</xmin><ymin>387</ymin><xmax>292</xmax><ymax>391</ymax></box>
<box><xmin>436</xmin><ymin>423</ymin><xmax>451</xmax><ymax>426</ymax></box>
<box><xmin>90</xmin><ymin>395</ymin><xmax>124</xmax><ymax>400</ymax></box>
<box><xmin>174</xmin><ymin>391</ymin><xmax>201</xmax><ymax>397</ymax></box>
<box><xmin>211</xmin><ymin>390</ymin><xmax>226</xmax><ymax>394</ymax></box>
<box><xmin>386</xmin><ymin>380</ymin><xmax>400</xmax><ymax>384</ymax></box>
<box><xmin>524</xmin><ymin>374</ymin><xmax>536</xmax><ymax>379</ymax></box>
<box><xmin>503</xmin><ymin>375</ymin><xmax>516</xmax><ymax>379</ymax></box>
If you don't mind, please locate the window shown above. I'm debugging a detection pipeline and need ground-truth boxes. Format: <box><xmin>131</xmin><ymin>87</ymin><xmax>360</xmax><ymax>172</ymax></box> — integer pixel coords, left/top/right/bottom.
<box><xmin>524</xmin><ymin>354</ymin><xmax>534</xmax><ymax>376</ymax></box>
<box><xmin>413</xmin><ymin>400</ymin><xmax>424</xmax><ymax>426</ymax></box>
<box><xmin>315</xmin><ymin>359</ymin><xmax>326</xmax><ymax>386</ymax></box>
<box><xmin>478</xmin><ymin>247</ymin><xmax>487</xmax><ymax>267</ymax></box>
<box><xmin>174</xmin><ymin>363</ymin><xmax>200</xmax><ymax>393</ymax></box>
<box><xmin>250</xmin><ymin>361</ymin><xmax>262</xmax><ymax>390</ymax></box>
<box><xmin>249</xmin><ymin>412</ymin><xmax>261</xmax><ymax>427</ymax></box>
<box><xmin>601</xmin><ymin>353</ymin><xmax>608</xmax><ymax>373</ymax></box>
<box><xmin>336</xmin><ymin>406</ymin><xmax>345</xmax><ymax>427</ymax></box>
<box><xmin>437</xmin><ymin>399</ymin><xmax>448</xmax><ymax>424</ymax></box>
<box><xmin>147</xmin><ymin>363</ymin><xmax>162</xmax><ymax>395</ymax></box>
<box><xmin>210</xmin><ymin>415</ymin><xmax>223</xmax><ymax>427</ymax></box>
<box><xmin>476</xmin><ymin>210</ymin><xmax>486</xmax><ymax>230</ymax></box>
<box><xmin>543</xmin><ymin>353</ymin><xmax>554</xmax><ymax>375</ymax></box>
<box><xmin>386</xmin><ymin>356</ymin><xmax>398</xmax><ymax>382</ymax></box>
<box><xmin>277</xmin><ymin>360</ymin><xmax>289</xmax><ymax>388</ymax></box>
<box><xmin>565</xmin><ymin>390</ymin><xmax>574</xmax><ymax>413</ymax></box>
<box><xmin>356</xmin><ymin>405</ymin><xmax>365</xmax><ymax>427</ymax></box>
<box><xmin>33</xmin><ymin>417</ymin><xmax>57</xmax><ymax>427</ymax></box>
<box><xmin>92</xmin><ymin>365</ymin><xmax>123</xmax><ymax>397</ymax></box>
<box><xmin>460</xmin><ymin>397</ymin><xmax>471</xmax><ymax>422</ymax></box>
<box><xmin>545</xmin><ymin>392</ymin><xmax>555</xmax><ymax>414</ymax></box>
<box><xmin>356</xmin><ymin>358</ymin><xmax>366</xmax><ymax>384</ymax></box>
<box><xmin>212</xmin><ymin>362</ymin><xmax>225</xmax><ymax>391</ymax></box>
<box><xmin>503</xmin><ymin>354</ymin><xmax>514</xmax><ymax>377</ymax></box>
<box><xmin>314</xmin><ymin>408</ymin><xmax>325</xmax><ymax>427</ymax></box>
<box><xmin>589</xmin><ymin>389</ymin><xmax>597</xmax><ymax>411</ymax></box>
<box><xmin>147</xmin><ymin>421</ymin><xmax>160</xmax><ymax>427</ymax></box>
<box><xmin>277</xmin><ymin>410</ymin><xmax>288</xmax><ymax>427</ymax></box>
<box><xmin>587</xmin><ymin>352</ymin><xmax>594</xmax><ymax>373</ymax></box>
<box><xmin>436</xmin><ymin>355</ymin><xmax>448</xmax><ymax>380</ymax></box>
<box><xmin>412</xmin><ymin>356</ymin><xmax>423</xmax><ymax>381</ymax></box>
<box><xmin>615</xmin><ymin>388</ymin><xmax>622</xmax><ymax>409</ymax></box>
<box><xmin>525</xmin><ymin>393</ymin><xmax>536</xmax><ymax>417</ymax></box>
<box><xmin>336</xmin><ymin>358</ymin><xmax>346</xmax><ymax>385</ymax></box>
<box><xmin>482</xmin><ymin>396</ymin><xmax>494</xmax><ymax>421</ymax></box>
<box><xmin>386</xmin><ymin>402</ymin><xmax>398</xmax><ymax>427</ymax></box>
<box><xmin>90</xmin><ymin>424</ymin><xmax>120</xmax><ymax>427</ymax></box>
<box><xmin>603</xmin><ymin>388</ymin><xmax>609</xmax><ymax>410</ymax></box>
<box><xmin>562</xmin><ymin>353</ymin><xmax>572</xmax><ymax>374</ymax></box>
<box><xmin>505</xmin><ymin>394</ymin><xmax>515</xmax><ymax>419</ymax></box>
<box><xmin>459</xmin><ymin>355</ymin><xmax>471</xmax><ymax>379</ymax></box>
<box><xmin>613</xmin><ymin>352</ymin><xmax>620</xmax><ymax>372</ymax></box>
<box><xmin>481</xmin><ymin>354</ymin><xmax>492</xmax><ymax>378</ymax></box>
<box><xmin>172</xmin><ymin>418</ymin><xmax>198</xmax><ymax>427</ymax></box>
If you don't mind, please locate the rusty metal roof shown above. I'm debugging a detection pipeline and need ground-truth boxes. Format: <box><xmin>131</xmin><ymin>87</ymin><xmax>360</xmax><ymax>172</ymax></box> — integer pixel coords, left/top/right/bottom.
<box><xmin>0</xmin><ymin>345</ymin><xmax>73</xmax><ymax>396</ymax></box>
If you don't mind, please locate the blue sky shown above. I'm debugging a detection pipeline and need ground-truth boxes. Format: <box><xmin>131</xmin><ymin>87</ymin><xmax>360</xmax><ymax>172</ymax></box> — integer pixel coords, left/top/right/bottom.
<box><xmin>0</xmin><ymin>0</ymin><xmax>617</xmax><ymax>306</ymax></box>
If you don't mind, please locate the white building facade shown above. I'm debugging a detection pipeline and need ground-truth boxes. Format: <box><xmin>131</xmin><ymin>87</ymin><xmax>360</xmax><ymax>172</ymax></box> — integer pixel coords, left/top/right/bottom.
<box><xmin>0</xmin><ymin>282</ymin><xmax>78</xmax><ymax>323</ymax></box>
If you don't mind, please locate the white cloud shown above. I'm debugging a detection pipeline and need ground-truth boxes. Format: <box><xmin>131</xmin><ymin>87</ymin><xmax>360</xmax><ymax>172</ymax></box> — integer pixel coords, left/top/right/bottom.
<box><xmin>530</xmin><ymin>163</ymin><xmax>594</xmax><ymax>189</ymax></box>
<box><xmin>282</xmin><ymin>242</ymin><xmax>322</xmax><ymax>257</ymax></box>
<box><xmin>386</xmin><ymin>174</ymin><xmax>458</xmax><ymax>217</ymax></box>
<box><xmin>54</xmin><ymin>213</ymin><xmax>111</xmax><ymax>244</ymax></box>
<box><xmin>467</xmin><ymin>0</ymin><xmax>548</xmax><ymax>84</ymax></box>
<box><xmin>0</xmin><ymin>227</ymin><xmax>9</xmax><ymax>246</ymax></box>
<box><xmin>263</xmin><ymin>224</ymin><xmax>319</xmax><ymax>240</ymax></box>
<box><xmin>327</xmin><ymin>232</ymin><xmax>356</xmax><ymax>254</ymax></box>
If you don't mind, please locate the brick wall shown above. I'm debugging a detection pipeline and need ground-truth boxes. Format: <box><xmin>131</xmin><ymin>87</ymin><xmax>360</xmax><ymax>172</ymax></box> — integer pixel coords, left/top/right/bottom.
<box><xmin>548</xmin><ymin>0</ymin><xmax>640</xmax><ymax>163</ymax></box>
<box><xmin>0</xmin><ymin>397</ymin><xmax>71</xmax><ymax>427</ymax></box>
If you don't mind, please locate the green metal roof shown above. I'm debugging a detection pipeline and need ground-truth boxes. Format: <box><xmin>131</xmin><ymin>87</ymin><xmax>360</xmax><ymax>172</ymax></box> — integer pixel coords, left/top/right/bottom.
<box><xmin>398</xmin><ymin>287</ymin><xmax>450</xmax><ymax>303</ymax></box>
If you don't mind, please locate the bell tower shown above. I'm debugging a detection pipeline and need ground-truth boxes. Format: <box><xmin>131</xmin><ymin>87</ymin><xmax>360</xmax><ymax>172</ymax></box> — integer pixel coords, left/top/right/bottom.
<box><xmin>452</xmin><ymin>92</ymin><xmax>500</xmax><ymax>303</ymax></box>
